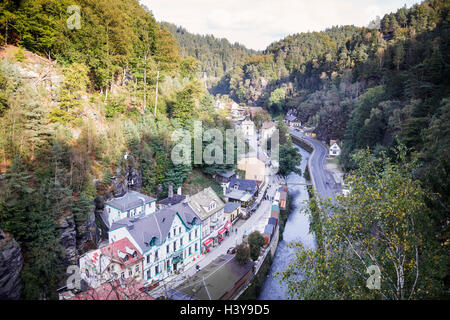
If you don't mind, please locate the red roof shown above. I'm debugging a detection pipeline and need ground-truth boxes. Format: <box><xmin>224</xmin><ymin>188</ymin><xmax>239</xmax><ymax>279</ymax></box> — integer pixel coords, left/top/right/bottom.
<box><xmin>65</xmin><ymin>279</ymin><xmax>154</xmax><ymax>300</ymax></box>
<box><xmin>100</xmin><ymin>238</ymin><xmax>142</xmax><ymax>267</ymax></box>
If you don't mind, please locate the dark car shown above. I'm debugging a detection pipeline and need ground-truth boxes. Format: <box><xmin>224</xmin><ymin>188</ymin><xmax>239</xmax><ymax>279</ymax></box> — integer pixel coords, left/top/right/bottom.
<box><xmin>227</xmin><ymin>247</ymin><xmax>236</xmax><ymax>254</ymax></box>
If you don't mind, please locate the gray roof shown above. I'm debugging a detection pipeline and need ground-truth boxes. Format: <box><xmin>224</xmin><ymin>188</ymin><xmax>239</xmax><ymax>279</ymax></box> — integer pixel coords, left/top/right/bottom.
<box><xmin>227</xmin><ymin>177</ymin><xmax>258</xmax><ymax>196</ymax></box>
<box><xmin>268</xmin><ymin>217</ymin><xmax>277</xmax><ymax>226</ymax></box>
<box><xmin>110</xmin><ymin>201</ymin><xmax>201</xmax><ymax>251</ymax></box>
<box><xmin>225</xmin><ymin>190</ymin><xmax>252</xmax><ymax>202</ymax></box>
<box><xmin>189</xmin><ymin>187</ymin><xmax>225</xmax><ymax>221</ymax></box>
<box><xmin>158</xmin><ymin>195</ymin><xmax>186</xmax><ymax>206</ymax></box>
<box><xmin>224</xmin><ymin>202</ymin><xmax>240</xmax><ymax>213</ymax></box>
<box><xmin>217</xmin><ymin>171</ymin><xmax>235</xmax><ymax>178</ymax></box>
<box><xmin>105</xmin><ymin>191</ymin><xmax>155</xmax><ymax>212</ymax></box>
<box><xmin>285</xmin><ymin>114</ymin><xmax>297</xmax><ymax>122</ymax></box>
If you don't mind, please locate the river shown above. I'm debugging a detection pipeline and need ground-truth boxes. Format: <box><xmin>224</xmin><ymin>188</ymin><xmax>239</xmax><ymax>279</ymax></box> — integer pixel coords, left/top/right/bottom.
<box><xmin>258</xmin><ymin>144</ymin><xmax>316</xmax><ymax>300</ymax></box>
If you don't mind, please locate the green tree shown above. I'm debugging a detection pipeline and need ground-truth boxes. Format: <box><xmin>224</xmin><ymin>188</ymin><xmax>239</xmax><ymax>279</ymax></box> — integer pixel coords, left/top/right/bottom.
<box><xmin>281</xmin><ymin>147</ymin><xmax>446</xmax><ymax>299</ymax></box>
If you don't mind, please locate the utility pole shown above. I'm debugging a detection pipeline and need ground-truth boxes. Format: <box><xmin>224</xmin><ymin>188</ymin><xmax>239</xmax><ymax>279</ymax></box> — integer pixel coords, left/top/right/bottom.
<box><xmin>154</xmin><ymin>70</ymin><xmax>159</xmax><ymax>116</ymax></box>
<box><xmin>143</xmin><ymin>54</ymin><xmax>147</xmax><ymax>112</ymax></box>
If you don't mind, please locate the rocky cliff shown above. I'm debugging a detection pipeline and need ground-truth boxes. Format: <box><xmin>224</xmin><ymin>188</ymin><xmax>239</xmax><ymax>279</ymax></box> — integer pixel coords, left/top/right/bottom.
<box><xmin>0</xmin><ymin>229</ymin><xmax>23</xmax><ymax>300</ymax></box>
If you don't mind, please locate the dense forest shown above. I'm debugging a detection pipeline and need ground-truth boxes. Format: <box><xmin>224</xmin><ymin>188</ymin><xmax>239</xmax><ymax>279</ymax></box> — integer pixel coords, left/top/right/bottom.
<box><xmin>0</xmin><ymin>0</ymin><xmax>235</xmax><ymax>299</ymax></box>
<box><xmin>161</xmin><ymin>22</ymin><xmax>256</xmax><ymax>87</ymax></box>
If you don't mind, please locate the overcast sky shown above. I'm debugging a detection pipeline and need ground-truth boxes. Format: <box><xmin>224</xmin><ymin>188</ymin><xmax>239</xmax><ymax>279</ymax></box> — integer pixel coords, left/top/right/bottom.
<box><xmin>141</xmin><ymin>0</ymin><xmax>422</xmax><ymax>50</ymax></box>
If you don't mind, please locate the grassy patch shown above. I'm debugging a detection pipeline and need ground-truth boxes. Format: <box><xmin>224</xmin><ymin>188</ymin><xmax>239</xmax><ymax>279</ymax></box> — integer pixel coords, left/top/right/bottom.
<box><xmin>182</xmin><ymin>169</ymin><xmax>224</xmax><ymax>196</ymax></box>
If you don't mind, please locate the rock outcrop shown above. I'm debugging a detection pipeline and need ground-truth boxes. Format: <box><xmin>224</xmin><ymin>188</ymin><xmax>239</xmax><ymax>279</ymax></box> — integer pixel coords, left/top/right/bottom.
<box><xmin>57</xmin><ymin>210</ymin><xmax>78</xmax><ymax>266</ymax></box>
<box><xmin>0</xmin><ymin>229</ymin><xmax>23</xmax><ymax>300</ymax></box>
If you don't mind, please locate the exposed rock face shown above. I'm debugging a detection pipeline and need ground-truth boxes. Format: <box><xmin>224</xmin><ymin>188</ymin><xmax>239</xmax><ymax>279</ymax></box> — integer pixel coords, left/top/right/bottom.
<box><xmin>75</xmin><ymin>209</ymin><xmax>99</xmax><ymax>253</ymax></box>
<box><xmin>0</xmin><ymin>229</ymin><xmax>23</xmax><ymax>300</ymax></box>
<box><xmin>57</xmin><ymin>210</ymin><xmax>78</xmax><ymax>266</ymax></box>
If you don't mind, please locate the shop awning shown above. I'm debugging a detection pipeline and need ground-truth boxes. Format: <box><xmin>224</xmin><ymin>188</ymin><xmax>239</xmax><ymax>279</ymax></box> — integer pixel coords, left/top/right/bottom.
<box><xmin>203</xmin><ymin>238</ymin><xmax>213</xmax><ymax>246</ymax></box>
<box><xmin>218</xmin><ymin>228</ymin><xmax>226</xmax><ymax>235</ymax></box>
<box><xmin>224</xmin><ymin>221</ymin><xmax>232</xmax><ymax>230</ymax></box>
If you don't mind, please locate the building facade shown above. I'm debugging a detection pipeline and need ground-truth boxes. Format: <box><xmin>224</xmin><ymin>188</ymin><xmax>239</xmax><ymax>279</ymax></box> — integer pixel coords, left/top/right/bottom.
<box><xmin>101</xmin><ymin>191</ymin><xmax>156</xmax><ymax>229</ymax></box>
<box><xmin>189</xmin><ymin>187</ymin><xmax>226</xmax><ymax>240</ymax></box>
<box><xmin>108</xmin><ymin>201</ymin><xmax>202</xmax><ymax>283</ymax></box>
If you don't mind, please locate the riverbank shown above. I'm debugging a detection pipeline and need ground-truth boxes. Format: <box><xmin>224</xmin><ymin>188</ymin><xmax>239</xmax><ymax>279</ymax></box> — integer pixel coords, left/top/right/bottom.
<box><xmin>258</xmin><ymin>145</ymin><xmax>314</xmax><ymax>300</ymax></box>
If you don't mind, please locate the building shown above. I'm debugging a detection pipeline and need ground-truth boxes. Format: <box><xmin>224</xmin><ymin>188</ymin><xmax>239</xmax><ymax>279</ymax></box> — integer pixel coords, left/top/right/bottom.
<box><xmin>223</xmin><ymin>202</ymin><xmax>241</xmax><ymax>224</ymax></box>
<box><xmin>101</xmin><ymin>191</ymin><xmax>156</xmax><ymax>229</ymax></box>
<box><xmin>237</xmin><ymin>157</ymin><xmax>267</xmax><ymax>183</ymax></box>
<box><xmin>213</xmin><ymin>170</ymin><xmax>236</xmax><ymax>183</ymax></box>
<box><xmin>285</xmin><ymin>113</ymin><xmax>301</xmax><ymax>127</ymax></box>
<box><xmin>263</xmin><ymin>224</ymin><xmax>274</xmax><ymax>245</ymax></box>
<box><xmin>278</xmin><ymin>185</ymin><xmax>288</xmax><ymax>210</ymax></box>
<box><xmin>224</xmin><ymin>177</ymin><xmax>259</xmax><ymax>208</ymax></box>
<box><xmin>79</xmin><ymin>238</ymin><xmax>143</xmax><ymax>289</ymax></box>
<box><xmin>329</xmin><ymin>140</ymin><xmax>342</xmax><ymax>156</ymax></box>
<box><xmin>260</xmin><ymin>121</ymin><xmax>276</xmax><ymax>142</ymax></box>
<box><xmin>108</xmin><ymin>201</ymin><xmax>202</xmax><ymax>283</ymax></box>
<box><xmin>189</xmin><ymin>187</ymin><xmax>226</xmax><ymax>241</ymax></box>
<box><xmin>241</xmin><ymin>119</ymin><xmax>256</xmax><ymax>138</ymax></box>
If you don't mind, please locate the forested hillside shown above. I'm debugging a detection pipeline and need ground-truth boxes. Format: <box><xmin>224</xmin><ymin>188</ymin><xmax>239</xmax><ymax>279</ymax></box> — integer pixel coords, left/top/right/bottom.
<box><xmin>0</xmin><ymin>0</ymin><xmax>234</xmax><ymax>299</ymax></box>
<box><xmin>161</xmin><ymin>22</ymin><xmax>256</xmax><ymax>87</ymax></box>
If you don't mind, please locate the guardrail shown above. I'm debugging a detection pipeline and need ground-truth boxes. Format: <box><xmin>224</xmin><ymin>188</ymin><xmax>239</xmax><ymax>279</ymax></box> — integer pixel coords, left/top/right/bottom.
<box><xmin>290</xmin><ymin>132</ymin><xmax>317</xmax><ymax>192</ymax></box>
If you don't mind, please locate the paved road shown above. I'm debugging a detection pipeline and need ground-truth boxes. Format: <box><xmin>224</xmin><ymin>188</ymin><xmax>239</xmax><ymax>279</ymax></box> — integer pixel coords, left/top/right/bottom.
<box><xmin>289</xmin><ymin>130</ymin><xmax>341</xmax><ymax>201</ymax></box>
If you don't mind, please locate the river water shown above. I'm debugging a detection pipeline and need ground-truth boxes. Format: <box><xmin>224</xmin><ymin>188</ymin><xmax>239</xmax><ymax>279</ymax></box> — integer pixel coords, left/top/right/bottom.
<box><xmin>258</xmin><ymin>145</ymin><xmax>316</xmax><ymax>300</ymax></box>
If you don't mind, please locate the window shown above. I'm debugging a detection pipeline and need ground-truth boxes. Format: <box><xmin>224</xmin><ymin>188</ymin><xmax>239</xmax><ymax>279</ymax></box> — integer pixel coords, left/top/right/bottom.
<box><xmin>189</xmin><ymin>247</ymin><xmax>192</xmax><ymax>255</ymax></box>
<box><xmin>147</xmin><ymin>270</ymin><xmax>151</xmax><ymax>279</ymax></box>
<box><xmin>189</xmin><ymin>232</ymin><xmax>192</xmax><ymax>241</ymax></box>
<box><xmin>146</xmin><ymin>255</ymin><xmax>150</xmax><ymax>264</ymax></box>
<box><xmin>135</xmin><ymin>265</ymin><xmax>139</xmax><ymax>272</ymax></box>
<box><xmin>155</xmin><ymin>250</ymin><xmax>158</xmax><ymax>259</ymax></box>
<box><xmin>180</xmin><ymin>238</ymin><xmax>183</xmax><ymax>246</ymax></box>
<box><xmin>155</xmin><ymin>265</ymin><xmax>159</xmax><ymax>275</ymax></box>
<box><xmin>121</xmin><ymin>272</ymin><xmax>125</xmax><ymax>279</ymax></box>
<box><xmin>173</xmin><ymin>242</ymin><xmax>177</xmax><ymax>251</ymax></box>
<box><xmin>166</xmin><ymin>245</ymin><xmax>170</xmax><ymax>253</ymax></box>
<box><xmin>173</xmin><ymin>228</ymin><xmax>176</xmax><ymax>236</ymax></box>
<box><xmin>168</xmin><ymin>230</ymin><xmax>171</xmax><ymax>238</ymax></box>
<box><xmin>179</xmin><ymin>227</ymin><xmax>181</xmax><ymax>234</ymax></box>
<box><xmin>195</xmin><ymin>229</ymin><xmax>198</xmax><ymax>238</ymax></box>
<box><xmin>111</xmin><ymin>265</ymin><xmax>114</xmax><ymax>271</ymax></box>
<box><xmin>195</xmin><ymin>243</ymin><xmax>198</xmax><ymax>251</ymax></box>
<box><xmin>128</xmin><ymin>269</ymin><xmax>132</xmax><ymax>276</ymax></box>
<box><xmin>86</xmin><ymin>269</ymin><xmax>90</xmax><ymax>278</ymax></box>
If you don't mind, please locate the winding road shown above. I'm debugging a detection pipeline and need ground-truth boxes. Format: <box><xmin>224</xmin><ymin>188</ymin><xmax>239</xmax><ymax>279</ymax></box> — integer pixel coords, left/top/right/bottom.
<box><xmin>289</xmin><ymin>129</ymin><xmax>341</xmax><ymax>201</ymax></box>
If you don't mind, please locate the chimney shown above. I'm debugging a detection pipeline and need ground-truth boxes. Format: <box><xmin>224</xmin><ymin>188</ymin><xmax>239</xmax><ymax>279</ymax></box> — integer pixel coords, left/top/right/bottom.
<box><xmin>177</xmin><ymin>186</ymin><xmax>182</xmax><ymax>196</ymax></box>
<box><xmin>168</xmin><ymin>182</ymin><xmax>174</xmax><ymax>199</ymax></box>
<box><xmin>222</xmin><ymin>183</ymin><xmax>227</xmax><ymax>195</ymax></box>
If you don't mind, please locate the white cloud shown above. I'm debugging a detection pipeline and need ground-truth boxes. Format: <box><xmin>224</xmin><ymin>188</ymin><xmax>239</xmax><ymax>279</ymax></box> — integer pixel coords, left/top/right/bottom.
<box><xmin>142</xmin><ymin>0</ymin><xmax>421</xmax><ymax>50</ymax></box>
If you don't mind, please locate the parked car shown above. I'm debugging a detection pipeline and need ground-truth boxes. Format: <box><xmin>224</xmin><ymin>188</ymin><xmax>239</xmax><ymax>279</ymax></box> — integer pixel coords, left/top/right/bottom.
<box><xmin>227</xmin><ymin>247</ymin><xmax>236</xmax><ymax>254</ymax></box>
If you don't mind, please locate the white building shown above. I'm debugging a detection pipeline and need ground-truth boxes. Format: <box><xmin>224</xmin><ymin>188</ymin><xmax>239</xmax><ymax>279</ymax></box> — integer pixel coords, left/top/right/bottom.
<box><xmin>101</xmin><ymin>191</ymin><xmax>156</xmax><ymax>229</ymax></box>
<box><xmin>260</xmin><ymin>121</ymin><xmax>276</xmax><ymax>142</ymax></box>
<box><xmin>241</xmin><ymin>119</ymin><xmax>255</xmax><ymax>138</ymax></box>
<box><xmin>329</xmin><ymin>140</ymin><xmax>342</xmax><ymax>156</ymax></box>
<box><xmin>189</xmin><ymin>187</ymin><xmax>226</xmax><ymax>241</ymax></box>
<box><xmin>108</xmin><ymin>201</ymin><xmax>202</xmax><ymax>283</ymax></box>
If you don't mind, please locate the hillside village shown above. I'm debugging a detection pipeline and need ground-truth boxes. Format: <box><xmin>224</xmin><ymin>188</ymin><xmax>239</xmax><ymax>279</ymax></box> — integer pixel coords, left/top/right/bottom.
<box><xmin>59</xmin><ymin>102</ymin><xmax>289</xmax><ymax>300</ymax></box>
